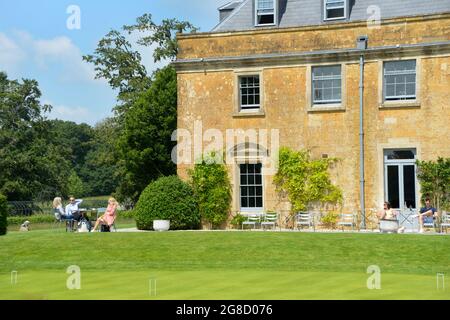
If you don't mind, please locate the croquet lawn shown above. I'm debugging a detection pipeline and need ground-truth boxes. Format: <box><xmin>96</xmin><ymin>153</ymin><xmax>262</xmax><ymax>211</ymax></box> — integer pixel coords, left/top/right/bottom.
<box><xmin>0</xmin><ymin>230</ymin><xmax>449</xmax><ymax>300</ymax></box>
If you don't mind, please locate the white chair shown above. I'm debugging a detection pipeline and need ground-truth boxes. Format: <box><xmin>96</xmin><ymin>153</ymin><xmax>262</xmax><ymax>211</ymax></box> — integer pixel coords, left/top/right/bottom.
<box><xmin>295</xmin><ymin>212</ymin><xmax>315</xmax><ymax>231</ymax></box>
<box><xmin>261</xmin><ymin>212</ymin><xmax>278</xmax><ymax>231</ymax></box>
<box><xmin>440</xmin><ymin>212</ymin><xmax>450</xmax><ymax>234</ymax></box>
<box><xmin>337</xmin><ymin>213</ymin><xmax>357</xmax><ymax>231</ymax></box>
<box><xmin>241</xmin><ymin>213</ymin><xmax>261</xmax><ymax>230</ymax></box>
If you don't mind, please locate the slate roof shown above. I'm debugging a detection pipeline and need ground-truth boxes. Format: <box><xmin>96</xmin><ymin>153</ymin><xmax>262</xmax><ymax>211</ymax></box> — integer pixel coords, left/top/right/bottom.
<box><xmin>213</xmin><ymin>0</ymin><xmax>450</xmax><ymax>32</ymax></box>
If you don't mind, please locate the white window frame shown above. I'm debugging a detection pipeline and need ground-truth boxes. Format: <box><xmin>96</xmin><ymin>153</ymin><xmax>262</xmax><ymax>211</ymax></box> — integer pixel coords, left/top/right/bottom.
<box><xmin>312</xmin><ymin>65</ymin><xmax>342</xmax><ymax>105</ymax></box>
<box><xmin>323</xmin><ymin>0</ymin><xmax>347</xmax><ymax>21</ymax></box>
<box><xmin>383</xmin><ymin>60</ymin><xmax>417</xmax><ymax>101</ymax></box>
<box><xmin>239</xmin><ymin>163</ymin><xmax>264</xmax><ymax>212</ymax></box>
<box><xmin>255</xmin><ymin>0</ymin><xmax>277</xmax><ymax>27</ymax></box>
<box><xmin>238</xmin><ymin>74</ymin><xmax>261</xmax><ymax>112</ymax></box>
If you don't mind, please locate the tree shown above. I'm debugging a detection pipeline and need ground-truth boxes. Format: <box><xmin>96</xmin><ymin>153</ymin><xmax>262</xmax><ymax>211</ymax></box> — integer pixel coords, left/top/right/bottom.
<box><xmin>80</xmin><ymin>118</ymin><xmax>120</xmax><ymax>196</ymax></box>
<box><xmin>84</xmin><ymin>14</ymin><xmax>197</xmax><ymax>202</ymax></box>
<box><xmin>0</xmin><ymin>72</ymin><xmax>71</xmax><ymax>200</ymax></box>
<box><xmin>417</xmin><ymin>158</ymin><xmax>450</xmax><ymax>211</ymax></box>
<box><xmin>83</xmin><ymin>13</ymin><xmax>197</xmax><ymax>116</ymax></box>
<box><xmin>116</xmin><ymin>66</ymin><xmax>177</xmax><ymax>201</ymax></box>
<box><xmin>0</xmin><ymin>193</ymin><xmax>8</xmax><ymax>236</ymax></box>
<box><xmin>67</xmin><ymin>171</ymin><xmax>85</xmax><ymax>198</ymax></box>
<box><xmin>274</xmin><ymin>147</ymin><xmax>343</xmax><ymax>214</ymax></box>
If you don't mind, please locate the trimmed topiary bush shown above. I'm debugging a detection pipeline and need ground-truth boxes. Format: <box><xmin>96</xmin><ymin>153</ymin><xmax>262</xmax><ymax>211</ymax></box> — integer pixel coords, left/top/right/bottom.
<box><xmin>0</xmin><ymin>194</ymin><xmax>8</xmax><ymax>236</ymax></box>
<box><xmin>134</xmin><ymin>176</ymin><xmax>200</xmax><ymax>230</ymax></box>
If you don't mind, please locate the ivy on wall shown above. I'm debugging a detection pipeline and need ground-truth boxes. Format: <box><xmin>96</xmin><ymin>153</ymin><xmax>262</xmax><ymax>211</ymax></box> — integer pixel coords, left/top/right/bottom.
<box><xmin>189</xmin><ymin>152</ymin><xmax>232</xmax><ymax>229</ymax></box>
<box><xmin>274</xmin><ymin>147</ymin><xmax>343</xmax><ymax>214</ymax></box>
<box><xmin>417</xmin><ymin>157</ymin><xmax>450</xmax><ymax>211</ymax></box>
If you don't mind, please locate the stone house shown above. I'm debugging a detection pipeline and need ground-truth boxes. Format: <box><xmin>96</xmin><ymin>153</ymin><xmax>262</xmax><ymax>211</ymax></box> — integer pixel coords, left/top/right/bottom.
<box><xmin>174</xmin><ymin>0</ymin><xmax>450</xmax><ymax>228</ymax></box>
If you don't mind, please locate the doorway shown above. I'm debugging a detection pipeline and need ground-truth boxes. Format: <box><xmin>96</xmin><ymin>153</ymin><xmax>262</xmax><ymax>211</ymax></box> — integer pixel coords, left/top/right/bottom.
<box><xmin>384</xmin><ymin>149</ymin><xmax>418</xmax><ymax>230</ymax></box>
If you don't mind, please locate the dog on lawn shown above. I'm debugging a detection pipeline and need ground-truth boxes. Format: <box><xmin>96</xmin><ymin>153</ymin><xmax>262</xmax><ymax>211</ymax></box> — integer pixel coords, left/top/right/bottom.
<box><xmin>20</xmin><ymin>221</ymin><xmax>30</xmax><ymax>232</ymax></box>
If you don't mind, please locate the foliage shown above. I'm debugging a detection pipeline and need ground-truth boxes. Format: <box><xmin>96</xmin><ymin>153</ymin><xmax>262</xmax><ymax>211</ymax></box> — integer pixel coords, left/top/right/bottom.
<box><xmin>0</xmin><ymin>72</ymin><xmax>71</xmax><ymax>200</ymax></box>
<box><xmin>115</xmin><ymin>66</ymin><xmax>177</xmax><ymax>202</ymax></box>
<box><xmin>83</xmin><ymin>13</ymin><xmax>197</xmax><ymax>115</ymax></box>
<box><xmin>189</xmin><ymin>153</ymin><xmax>232</xmax><ymax>229</ymax></box>
<box><xmin>67</xmin><ymin>171</ymin><xmax>85</xmax><ymax>198</ymax></box>
<box><xmin>274</xmin><ymin>147</ymin><xmax>343</xmax><ymax>215</ymax></box>
<box><xmin>321</xmin><ymin>212</ymin><xmax>339</xmax><ymax>229</ymax></box>
<box><xmin>0</xmin><ymin>194</ymin><xmax>8</xmax><ymax>235</ymax></box>
<box><xmin>133</xmin><ymin>176</ymin><xmax>200</xmax><ymax>230</ymax></box>
<box><xmin>7</xmin><ymin>214</ymin><xmax>54</xmax><ymax>226</ymax></box>
<box><xmin>230</xmin><ymin>213</ymin><xmax>246</xmax><ymax>229</ymax></box>
<box><xmin>123</xmin><ymin>13</ymin><xmax>198</xmax><ymax>63</ymax></box>
<box><xmin>84</xmin><ymin>14</ymin><xmax>196</xmax><ymax>202</ymax></box>
<box><xmin>79</xmin><ymin>118</ymin><xmax>120</xmax><ymax>197</ymax></box>
<box><xmin>417</xmin><ymin>158</ymin><xmax>450</xmax><ymax>211</ymax></box>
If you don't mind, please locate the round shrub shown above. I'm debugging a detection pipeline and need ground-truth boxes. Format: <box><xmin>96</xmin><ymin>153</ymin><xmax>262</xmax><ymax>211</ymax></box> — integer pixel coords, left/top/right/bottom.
<box><xmin>0</xmin><ymin>194</ymin><xmax>8</xmax><ymax>236</ymax></box>
<box><xmin>134</xmin><ymin>176</ymin><xmax>200</xmax><ymax>231</ymax></box>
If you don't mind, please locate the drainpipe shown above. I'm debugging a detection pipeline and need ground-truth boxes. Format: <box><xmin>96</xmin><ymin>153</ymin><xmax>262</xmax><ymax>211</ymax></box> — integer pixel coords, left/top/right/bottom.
<box><xmin>357</xmin><ymin>35</ymin><xmax>368</xmax><ymax>230</ymax></box>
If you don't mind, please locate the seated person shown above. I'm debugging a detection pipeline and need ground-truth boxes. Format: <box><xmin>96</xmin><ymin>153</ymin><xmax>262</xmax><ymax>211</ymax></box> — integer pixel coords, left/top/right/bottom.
<box><xmin>92</xmin><ymin>197</ymin><xmax>118</xmax><ymax>232</ymax></box>
<box><xmin>377</xmin><ymin>201</ymin><xmax>397</xmax><ymax>220</ymax></box>
<box><xmin>65</xmin><ymin>196</ymin><xmax>84</xmax><ymax>221</ymax></box>
<box><xmin>377</xmin><ymin>201</ymin><xmax>405</xmax><ymax>233</ymax></box>
<box><xmin>53</xmin><ymin>197</ymin><xmax>75</xmax><ymax>220</ymax></box>
<box><xmin>415</xmin><ymin>198</ymin><xmax>438</xmax><ymax>233</ymax></box>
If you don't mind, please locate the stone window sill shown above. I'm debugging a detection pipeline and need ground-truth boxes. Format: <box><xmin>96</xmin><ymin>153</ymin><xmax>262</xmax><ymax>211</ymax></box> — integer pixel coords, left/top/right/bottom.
<box><xmin>307</xmin><ymin>104</ymin><xmax>346</xmax><ymax>113</ymax></box>
<box><xmin>379</xmin><ymin>101</ymin><xmax>421</xmax><ymax>109</ymax></box>
<box><xmin>232</xmin><ymin>111</ymin><xmax>266</xmax><ymax>118</ymax></box>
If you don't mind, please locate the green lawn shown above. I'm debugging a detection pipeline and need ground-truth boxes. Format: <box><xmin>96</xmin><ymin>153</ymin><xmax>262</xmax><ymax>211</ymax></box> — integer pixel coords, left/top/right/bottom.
<box><xmin>0</xmin><ymin>231</ymin><xmax>449</xmax><ymax>300</ymax></box>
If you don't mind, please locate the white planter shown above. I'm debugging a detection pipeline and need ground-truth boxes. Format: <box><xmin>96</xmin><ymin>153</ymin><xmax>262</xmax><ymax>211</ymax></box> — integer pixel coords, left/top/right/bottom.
<box><xmin>153</xmin><ymin>220</ymin><xmax>170</xmax><ymax>232</ymax></box>
<box><xmin>380</xmin><ymin>219</ymin><xmax>399</xmax><ymax>233</ymax></box>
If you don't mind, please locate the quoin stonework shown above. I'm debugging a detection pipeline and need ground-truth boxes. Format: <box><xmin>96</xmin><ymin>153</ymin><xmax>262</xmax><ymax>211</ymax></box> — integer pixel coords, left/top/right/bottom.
<box><xmin>174</xmin><ymin>0</ymin><xmax>450</xmax><ymax>227</ymax></box>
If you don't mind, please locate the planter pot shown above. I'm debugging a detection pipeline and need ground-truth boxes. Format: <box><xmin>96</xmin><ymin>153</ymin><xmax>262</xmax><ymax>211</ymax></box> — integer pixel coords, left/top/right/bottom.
<box><xmin>380</xmin><ymin>219</ymin><xmax>399</xmax><ymax>233</ymax></box>
<box><xmin>153</xmin><ymin>220</ymin><xmax>170</xmax><ymax>232</ymax></box>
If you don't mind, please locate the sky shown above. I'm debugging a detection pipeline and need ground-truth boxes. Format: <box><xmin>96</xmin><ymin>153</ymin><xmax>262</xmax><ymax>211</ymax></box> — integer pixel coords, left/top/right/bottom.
<box><xmin>0</xmin><ymin>0</ymin><xmax>228</xmax><ymax>125</ymax></box>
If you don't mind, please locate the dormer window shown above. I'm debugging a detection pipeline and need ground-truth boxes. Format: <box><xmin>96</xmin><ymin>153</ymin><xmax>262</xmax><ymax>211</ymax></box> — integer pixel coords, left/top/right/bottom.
<box><xmin>324</xmin><ymin>0</ymin><xmax>347</xmax><ymax>20</ymax></box>
<box><xmin>255</xmin><ymin>0</ymin><xmax>277</xmax><ymax>26</ymax></box>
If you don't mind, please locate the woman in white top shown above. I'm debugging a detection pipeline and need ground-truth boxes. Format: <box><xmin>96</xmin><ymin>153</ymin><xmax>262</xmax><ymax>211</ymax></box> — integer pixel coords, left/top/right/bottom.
<box><xmin>52</xmin><ymin>197</ymin><xmax>74</xmax><ymax>220</ymax></box>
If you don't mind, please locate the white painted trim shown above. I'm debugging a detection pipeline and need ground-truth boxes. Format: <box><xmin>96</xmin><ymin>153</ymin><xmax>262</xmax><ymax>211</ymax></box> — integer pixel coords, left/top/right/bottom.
<box><xmin>254</xmin><ymin>0</ymin><xmax>278</xmax><ymax>27</ymax></box>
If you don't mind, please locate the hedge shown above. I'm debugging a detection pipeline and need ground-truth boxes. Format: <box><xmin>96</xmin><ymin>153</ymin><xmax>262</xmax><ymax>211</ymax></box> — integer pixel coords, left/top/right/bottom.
<box><xmin>134</xmin><ymin>176</ymin><xmax>200</xmax><ymax>230</ymax></box>
<box><xmin>0</xmin><ymin>194</ymin><xmax>8</xmax><ymax>235</ymax></box>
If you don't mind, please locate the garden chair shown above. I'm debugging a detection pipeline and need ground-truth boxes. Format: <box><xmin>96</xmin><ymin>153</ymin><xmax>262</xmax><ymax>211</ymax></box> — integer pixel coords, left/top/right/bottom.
<box><xmin>52</xmin><ymin>209</ymin><xmax>76</xmax><ymax>232</ymax></box>
<box><xmin>337</xmin><ymin>213</ymin><xmax>357</xmax><ymax>231</ymax></box>
<box><xmin>441</xmin><ymin>212</ymin><xmax>450</xmax><ymax>234</ymax></box>
<box><xmin>241</xmin><ymin>213</ymin><xmax>261</xmax><ymax>230</ymax></box>
<box><xmin>261</xmin><ymin>212</ymin><xmax>279</xmax><ymax>231</ymax></box>
<box><xmin>93</xmin><ymin>208</ymin><xmax>118</xmax><ymax>232</ymax></box>
<box><xmin>295</xmin><ymin>212</ymin><xmax>315</xmax><ymax>232</ymax></box>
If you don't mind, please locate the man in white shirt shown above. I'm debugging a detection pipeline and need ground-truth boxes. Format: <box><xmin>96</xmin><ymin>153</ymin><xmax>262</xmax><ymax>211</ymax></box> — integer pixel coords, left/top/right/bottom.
<box><xmin>65</xmin><ymin>197</ymin><xmax>83</xmax><ymax>220</ymax></box>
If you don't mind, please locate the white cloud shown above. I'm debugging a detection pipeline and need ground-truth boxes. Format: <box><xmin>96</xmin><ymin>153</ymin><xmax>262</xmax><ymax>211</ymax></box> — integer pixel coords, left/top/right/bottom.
<box><xmin>0</xmin><ymin>32</ymin><xmax>26</xmax><ymax>76</ymax></box>
<box><xmin>45</xmin><ymin>101</ymin><xmax>106</xmax><ymax>126</ymax></box>
<box><xmin>1</xmin><ymin>30</ymin><xmax>104</xmax><ymax>85</ymax></box>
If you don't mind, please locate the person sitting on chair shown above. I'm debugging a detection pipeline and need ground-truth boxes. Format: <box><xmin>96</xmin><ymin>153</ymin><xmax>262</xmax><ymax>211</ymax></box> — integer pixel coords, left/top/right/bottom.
<box><xmin>53</xmin><ymin>197</ymin><xmax>74</xmax><ymax>220</ymax></box>
<box><xmin>415</xmin><ymin>198</ymin><xmax>438</xmax><ymax>233</ymax></box>
<box><xmin>65</xmin><ymin>196</ymin><xmax>83</xmax><ymax>221</ymax></box>
<box><xmin>92</xmin><ymin>197</ymin><xmax>118</xmax><ymax>232</ymax></box>
<box><xmin>377</xmin><ymin>201</ymin><xmax>405</xmax><ymax>233</ymax></box>
<box><xmin>377</xmin><ymin>201</ymin><xmax>397</xmax><ymax>220</ymax></box>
